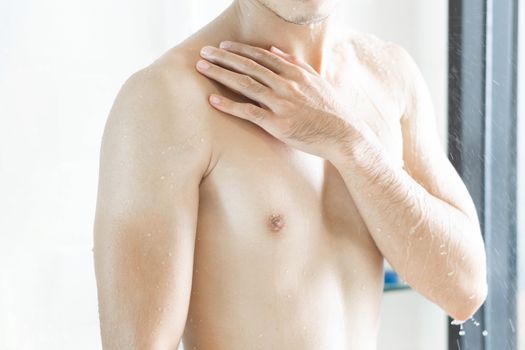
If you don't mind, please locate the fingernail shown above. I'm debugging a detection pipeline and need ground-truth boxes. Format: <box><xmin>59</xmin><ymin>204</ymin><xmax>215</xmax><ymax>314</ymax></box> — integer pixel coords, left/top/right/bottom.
<box><xmin>200</xmin><ymin>46</ymin><xmax>213</xmax><ymax>57</ymax></box>
<box><xmin>197</xmin><ymin>60</ymin><xmax>210</xmax><ymax>70</ymax></box>
<box><xmin>219</xmin><ymin>41</ymin><xmax>232</xmax><ymax>49</ymax></box>
<box><xmin>209</xmin><ymin>95</ymin><xmax>221</xmax><ymax>105</ymax></box>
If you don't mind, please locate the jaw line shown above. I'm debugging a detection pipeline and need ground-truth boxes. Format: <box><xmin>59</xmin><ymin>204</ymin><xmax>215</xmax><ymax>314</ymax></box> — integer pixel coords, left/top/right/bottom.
<box><xmin>255</xmin><ymin>0</ymin><xmax>334</xmax><ymax>26</ymax></box>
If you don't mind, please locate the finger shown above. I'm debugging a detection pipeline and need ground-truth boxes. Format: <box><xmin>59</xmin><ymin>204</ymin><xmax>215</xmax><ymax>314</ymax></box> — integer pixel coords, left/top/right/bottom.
<box><xmin>208</xmin><ymin>94</ymin><xmax>274</xmax><ymax>129</ymax></box>
<box><xmin>219</xmin><ymin>41</ymin><xmax>304</xmax><ymax>80</ymax></box>
<box><xmin>196</xmin><ymin>59</ymin><xmax>277</xmax><ymax>108</ymax></box>
<box><xmin>200</xmin><ymin>46</ymin><xmax>287</xmax><ymax>92</ymax></box>
<box><xmin>270</xmin><ymin>46</ymin><xmax>319</xmax><ymax>75</ymax></box>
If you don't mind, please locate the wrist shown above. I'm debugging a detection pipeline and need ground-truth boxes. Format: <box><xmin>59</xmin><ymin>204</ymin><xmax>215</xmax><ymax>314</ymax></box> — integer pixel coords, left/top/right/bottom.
<box><xmin>328</xmin><ymin>121</ymin><xmax>370</xmax><ymax>168</ymax></box>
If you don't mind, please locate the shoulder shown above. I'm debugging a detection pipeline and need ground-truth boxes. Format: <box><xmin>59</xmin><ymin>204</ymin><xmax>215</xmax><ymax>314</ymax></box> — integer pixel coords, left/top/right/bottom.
<box><xmin>340</xmin><ymin>28</ymin><xmax>417</xmax><ymax>78</ymax></box>
<box><xmin>100</xmin><ymin>43</ymin><xmax>213</xmax><ymax>181</ymax></box>
<box><xmin>337</xmin><ymin>28</ymin><xmax>424</xmax><ymax>117</ymax></box>
<box><xmin>105</xmin><ymin>35</ymin><xmax>214</xmax><ymax>138</ymax></box>
<box><xmin>110</xmin><ymin>43</ymin><xmax>205</xmax><ymax>124</ymax></box>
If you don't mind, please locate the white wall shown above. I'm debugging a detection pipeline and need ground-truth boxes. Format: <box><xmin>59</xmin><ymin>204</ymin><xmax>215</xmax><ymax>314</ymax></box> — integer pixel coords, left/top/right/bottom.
<box><xmin>0</xmin><ymin>1</ymin><xmax>448</xmax><ymax>349</ymax></box>
<box><xmin>0</xmin><ymin>0</ymin><xmax>167</xmax><ymax>348</ymax></box>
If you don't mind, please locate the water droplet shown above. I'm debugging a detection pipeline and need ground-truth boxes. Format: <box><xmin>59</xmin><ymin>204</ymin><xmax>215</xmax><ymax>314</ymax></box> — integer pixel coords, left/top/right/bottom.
<box><xmin>160</xmin><ymin>175</ymin><xmax>166</xmax><ymax>180</ymax></box>
<box><xmin>447</xmin><ymin>271</ymin><xmax>455</xmax><ymax>276</ymax></box>
<box><xmin>451</xmin><ymin>319</ymin><xmax>465</xmax><ymax>325</ymax></box>
<box><xmin>509</xmin><ymin>318</ymin><xmax>515</xmax><ymax>332</ymax></box>
<box><xmin>200</xmin><ymin>138</ymin><xmax>204</xmax><ymax>142</ymax></box>
<box><xmin>482</xmin><ymin>330</ymin><xmax>488</xmax><ymax>336</ymax></box>
<box><xmin>458</xmin><ymin>323</ymin><xmax>465</xmax><ymax>336</ymax></box>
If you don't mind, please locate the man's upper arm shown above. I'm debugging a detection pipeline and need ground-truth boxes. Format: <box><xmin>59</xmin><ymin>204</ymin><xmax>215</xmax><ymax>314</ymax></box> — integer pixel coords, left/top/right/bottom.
<box><xmin>93</xmin><ymin>66</ymin><xmax>211</xmax><ymax>349</ymax></box>
<box><xmin>392</xmin><ymin>44</ymin><xmax>480</xmax><ymax>229</ymax></box>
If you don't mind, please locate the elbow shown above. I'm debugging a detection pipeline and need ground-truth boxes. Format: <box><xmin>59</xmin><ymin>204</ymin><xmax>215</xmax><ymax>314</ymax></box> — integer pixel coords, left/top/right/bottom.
<box><xmin>447</xmin><ymin>225</ymin><xmax>487</xmax><ymax>322</ymax></box>
<box><xmin>447</xmin><ymin>276</ymin><xmax>488</xmax><ymax>322</ymax></box>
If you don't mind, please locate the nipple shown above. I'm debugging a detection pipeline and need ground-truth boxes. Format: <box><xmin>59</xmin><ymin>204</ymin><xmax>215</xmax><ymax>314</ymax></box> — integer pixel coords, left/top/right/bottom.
<box><xmin>268</xmin><ymin>213</ymin><xmax>285</xmax><ymax>232</ymax></box>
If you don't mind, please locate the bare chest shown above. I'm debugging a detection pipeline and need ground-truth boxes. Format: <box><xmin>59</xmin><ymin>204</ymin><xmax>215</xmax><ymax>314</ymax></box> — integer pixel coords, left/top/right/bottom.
<box><xmin>198</xmin><ymin>67</ymin><xmax>404</xmax><ymax>241</ymax></box>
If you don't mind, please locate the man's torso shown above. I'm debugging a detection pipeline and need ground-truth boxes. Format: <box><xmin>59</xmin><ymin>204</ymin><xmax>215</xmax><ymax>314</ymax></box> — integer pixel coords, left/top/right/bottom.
<box><xmin>152</xmin><ymin>29</ymin><xmax>405</xmax><ymax>350</ymax></box>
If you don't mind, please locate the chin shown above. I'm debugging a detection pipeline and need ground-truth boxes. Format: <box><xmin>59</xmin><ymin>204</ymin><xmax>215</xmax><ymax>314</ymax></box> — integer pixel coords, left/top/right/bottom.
<box><xmin>258</xmin><ymin>0</ymin><xmax>338</xmax><ymax>25</ymax></box>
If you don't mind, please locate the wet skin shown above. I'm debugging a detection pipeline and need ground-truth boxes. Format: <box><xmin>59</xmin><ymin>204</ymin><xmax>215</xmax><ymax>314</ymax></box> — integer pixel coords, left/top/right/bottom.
<box><xmin>93</xmin><ymin>1</ymin><xmax>487</xmax><ymax>349</ymax></box>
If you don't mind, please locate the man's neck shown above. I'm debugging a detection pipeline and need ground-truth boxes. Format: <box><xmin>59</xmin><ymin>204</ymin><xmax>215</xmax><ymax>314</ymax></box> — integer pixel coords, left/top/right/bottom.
<box><xmin>220</xmin><ymin>0</ymin><xmax>336</xmax><ymax>75</ymax></box>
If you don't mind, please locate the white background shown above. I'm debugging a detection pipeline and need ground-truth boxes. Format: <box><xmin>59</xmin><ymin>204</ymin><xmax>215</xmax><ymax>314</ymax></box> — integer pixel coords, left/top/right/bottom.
<box><xmin>3</xmin><ymin>0</ymin><xmax>516</xmax><ymax>349</ymax></box>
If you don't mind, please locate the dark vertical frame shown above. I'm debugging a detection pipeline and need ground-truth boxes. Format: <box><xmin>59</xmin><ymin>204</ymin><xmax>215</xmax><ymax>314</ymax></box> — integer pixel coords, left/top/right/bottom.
<box><xmin>448</xmin><ymin>1</ymin><xmax>487</xmax><ymax>347</ymax></box>
<box><xmin>484</xmin><ymin>1</ymin><xmax>519</xmax><ymax>348</ymax></box>
<box><xmin>447</xmin><ymin>0</ymin><xmax>519</xmax><ymax>349</ymax></box>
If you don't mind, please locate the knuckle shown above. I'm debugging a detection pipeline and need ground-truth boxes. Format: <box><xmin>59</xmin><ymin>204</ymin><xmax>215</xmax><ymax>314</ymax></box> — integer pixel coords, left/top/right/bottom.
<box><xmin>245</xmin><ymin>104</ymin><xmax>265</xmax><ymax>119</ymax></box>
<box><xmin>252</xmin><ymin>47</ymin><xmax>267</xmax><ymax>60</ymax></box>
<box><xmin>267</xmin><ymin>54</ymin><xmax>282</xmax><ymax>67</ymax></box>
<box><xmin>238</xmin><ymin>75</ymin><xmax>255</xmax><ymax>87</ymax></box>
<box><xmin>239</xmin><ymin>76</ymin><xmax>266</xmax><ymax>94</ymax></box>
<box><xmin>285</xmin><ymin>80</ymin><xmax>302</xmax><ymax>96</ymax></box>
<box><xmin>248</xmin><ymin>82</ymin><xmax>266</xmax><ymax>94</ymax></box>
<box><xmin>295</xmin><ymin>69</ymin><xmax>310</xmax><ymax>82</ymax></box>
<box><xmin>242</xmin><ymin>57</ymin><xmax>271</xmax><ymax>77</ymax></box>
<box><xmin>286</xmin><ymin>66</ymin><xmax>309</xmax><ymax>83</ymax></box>
<box><xmin>240</xmin><ymin>58</ymin><xmax>257</xmax><ymax>71</ymax></box>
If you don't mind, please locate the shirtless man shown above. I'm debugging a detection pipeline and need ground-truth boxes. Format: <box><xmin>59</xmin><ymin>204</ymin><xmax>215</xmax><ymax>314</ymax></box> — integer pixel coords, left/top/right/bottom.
<box><xmin>93</xmin><ymin>0</ymin><xmax>488</xmax><ymax>349</ymax></box>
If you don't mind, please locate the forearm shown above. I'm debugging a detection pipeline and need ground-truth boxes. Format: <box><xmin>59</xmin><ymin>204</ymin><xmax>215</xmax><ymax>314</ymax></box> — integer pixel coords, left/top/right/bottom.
<box><xmin>329</xmin><ymin>125</ymin><xmax>487</xmax><ymax>320</ymax></box>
